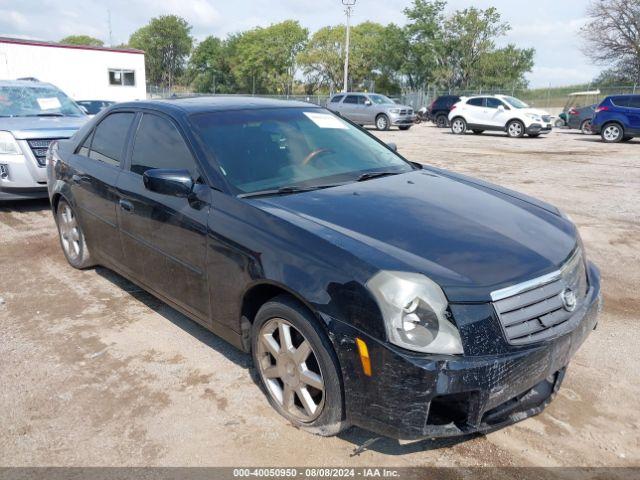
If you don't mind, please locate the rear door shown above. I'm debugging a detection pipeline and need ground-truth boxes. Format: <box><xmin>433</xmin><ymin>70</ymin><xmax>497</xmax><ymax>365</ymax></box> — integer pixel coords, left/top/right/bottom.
<box><xmin>116</xmin><ymin>111</ymin><xmax>211</xmax><ymax>320</ymax></box>
<box><xmin>68</xmin><ymin>111</ymin><xmax>135</xmax><ymax>263</ymax></box>
<box><xmin>326</xmin><ymin>94</ymin><xmax>344</xmax><ymax>114</ymax></box>
<box><xmin>465</xmin><ymin>97</ymin><xmax>487</xmax><ymax>126</ymax></box>
<box><xmin>626</xmin><ymin>96</ymin><xmax>640</xmax><ymax>133</ymax></box>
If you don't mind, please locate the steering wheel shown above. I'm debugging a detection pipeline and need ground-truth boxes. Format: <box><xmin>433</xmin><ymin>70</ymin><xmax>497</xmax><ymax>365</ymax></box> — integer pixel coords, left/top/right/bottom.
<box><xmin>302</xmin><ymin>148</ymin><xmax>335</xmax><ymax>166</ymax></box>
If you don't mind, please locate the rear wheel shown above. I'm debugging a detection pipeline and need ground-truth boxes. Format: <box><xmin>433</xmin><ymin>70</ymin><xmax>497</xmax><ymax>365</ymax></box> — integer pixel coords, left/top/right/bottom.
<box><xmin>375</xmin><ymin>114</ymin><xmax>390</xmax><ymax>131</ymax></box>
<box><xmin>435</xmin><ymin>114</ymin><xmax>448</xmax><ymax>128</ymax></box>
<box><xmin>55</xmin><ymin>199</ymin><xmax>94</xmax><ymax>269</ymax></box>
<box><xmin>601</xmin><ymin>123</ymin><xmax>624</xmax><ymax>143</ymax></box>
<box><xmin>506</xmin><ymin>120</ymin><xmax>525</xmax><ymax>138</ymax></box>
<box><xmin>580</xmin><ymin>119</ymin><xmax>593</xmax><ymax>135</ymax></box>
<box><xmin>450</xmin><ymin>117</ymin><xmax>467</xmax><ymax>135</ymax></box>
<box><xmin>251</xmin><ymin>296</ymin><xmax>348</xmax><ymax>436</ymax></box>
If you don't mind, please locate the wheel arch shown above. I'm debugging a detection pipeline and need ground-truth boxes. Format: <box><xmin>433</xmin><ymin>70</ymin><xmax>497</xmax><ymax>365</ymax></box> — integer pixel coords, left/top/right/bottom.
<box><xmin>504</xmin><ymin>117</ymin><xmax>525</xmax><ymax>131</ymax></box>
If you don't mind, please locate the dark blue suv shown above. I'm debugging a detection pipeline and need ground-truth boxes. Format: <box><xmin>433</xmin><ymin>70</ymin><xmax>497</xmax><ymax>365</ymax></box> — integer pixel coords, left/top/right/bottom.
<box><xmin>591</xmin><ymin>94</ymin><xmax>640</xmax><ymax>143</ymax></box>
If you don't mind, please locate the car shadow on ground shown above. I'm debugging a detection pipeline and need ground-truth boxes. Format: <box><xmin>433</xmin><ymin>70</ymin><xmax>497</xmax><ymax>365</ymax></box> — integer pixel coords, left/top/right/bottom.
<box><xmin>95</xmin><ymin>266</ymin><xmax>252</xmax><ymax>369</ymax></box>
<box><xmin>444</xmin><ymin>131</ymin><xmax>544</xmax><ymax>139</ymax></box>
<box><xmin>0</xmin><ymin>198</ymin><xmax>50</xmax><ymax>213</ymax></box>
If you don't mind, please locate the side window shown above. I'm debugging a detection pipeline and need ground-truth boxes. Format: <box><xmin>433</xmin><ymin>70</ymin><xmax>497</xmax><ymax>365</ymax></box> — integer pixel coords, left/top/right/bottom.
<box><xmin>330</xmin><ymin>95</ymin><xmax>344</xmax><ymax>103</ymax></box>
<box><xmin>628</xmin><ymin>96</ymin><xmax>640</xmax><ymax>109</ymax></box>
<box><xmin>77</xmin><ymin>131</ymin><xmax>93</xmax><ymax>156</ymax></box>
<box><xmin>486</xmin><ymin>98</ymin><xmax>505</xmax><ymax>109</ymax></box>
<box><xmin>467</xmin><ymin>98</ymin><xmax>485</xmax><ymax>107</ymax></box>
<box><xmin>358</xmin><ymin>96</ymin><xmax>368</xmax><ymax>105</ymax></box>
<box><xmin>130</xmin><ymin>114</ymin><xmax>198</xmax><ymax>177</ymax></box>
<box><xmin>89</xmin><ymin>112</ymin><xmax>135</xmax><ymax>166</ymax></box>
<box><xmin>343</xmin><ymin>95</ymin><xmax>359</xmax><ymax>104</ymax></box>
<box><xmin>611</xmin><ymin>96</ymin><xmax>630</xmax><ymax>107</ymax></box>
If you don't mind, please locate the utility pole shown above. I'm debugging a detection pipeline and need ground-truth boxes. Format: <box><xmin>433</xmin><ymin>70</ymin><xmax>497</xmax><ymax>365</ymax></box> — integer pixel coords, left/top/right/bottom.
<box><xmin>342</xmin><ymin>0</ymin><xmax>356</xmax><ymax>93</ymax></box>
<box><xmin>107</xmin><ymin>9</ymin><xmax>113</xmax><ymax>46</ymax></box>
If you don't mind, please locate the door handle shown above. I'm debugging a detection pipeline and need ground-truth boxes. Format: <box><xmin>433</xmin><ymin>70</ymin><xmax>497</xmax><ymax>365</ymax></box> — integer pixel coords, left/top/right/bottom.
<box><xmin>119</xmin><ymin>199</ymin><xmax>134</xmax><ymax>212</ymax></box>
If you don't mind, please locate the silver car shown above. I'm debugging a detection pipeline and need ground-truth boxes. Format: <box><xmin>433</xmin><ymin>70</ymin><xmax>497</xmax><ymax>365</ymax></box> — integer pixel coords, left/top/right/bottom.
<box><xmin>0</xmin><ymin>80</ymin><xmax>87</xmax><ymax>200</ymax></box>
<box><xmin>327</xmin><ymin>93</ymin><xmax>415</xmax><ymax>131</ymax></box>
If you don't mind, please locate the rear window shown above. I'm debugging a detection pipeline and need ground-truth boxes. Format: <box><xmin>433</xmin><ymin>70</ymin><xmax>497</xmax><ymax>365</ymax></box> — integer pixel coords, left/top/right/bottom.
<box><xmin>467</xmin><ymin>98</ymin><xmax>485</xmax><ymax>107</ymax></box>
<box><xmin>88</xmin><ymin>112</ymin><xmax>135</xmax><ymax>166</ymax></box>
<box><xmin>435</xmin><ymin>96</ymin><xmax>459</xmax><ymax>107</ymax></box>
<box><xmin>611</xmin><ymin>96</ymin><xmax>631</xmax><ymax>107</ymax></box>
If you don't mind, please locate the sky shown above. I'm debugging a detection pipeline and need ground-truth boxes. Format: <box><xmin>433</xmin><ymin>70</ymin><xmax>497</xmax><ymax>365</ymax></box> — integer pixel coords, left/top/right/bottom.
<box><xmin>0</xmin><ymin>0</ymin><xmax>601</xmax><ymax>88</ymax></box>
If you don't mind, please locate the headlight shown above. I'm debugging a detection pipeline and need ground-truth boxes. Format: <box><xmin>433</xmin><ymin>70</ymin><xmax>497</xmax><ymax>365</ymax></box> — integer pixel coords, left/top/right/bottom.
<box><xmin>526</xmin><ymin>113</ymin><xmax>542</xmax><ymax>121</ymax></box>
<box><xmin>388</xmin><ymin>108</ymin><xmax>401</xmax><ymax>114</ymax></box>
<box><xmin>0</xmin><ymin>131</ymin><xmax>21</xmax><ymax>155</ymax></box>
<box><xmin>366</xmin><ymin>271</ymin><xmax>464</xmax><ymax>354</ymax></box>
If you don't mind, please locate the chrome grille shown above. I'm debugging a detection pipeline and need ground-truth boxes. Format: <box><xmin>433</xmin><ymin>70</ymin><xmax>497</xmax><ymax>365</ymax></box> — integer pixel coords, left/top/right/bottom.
<box><xmin>491</xmin><ymin>249</ymin><xmax>588</xmax><ymax>345</ymax></box>
<box><xmin>27</xmin><ymin>138</ymin><xmax>62</xmax><ymax>167</ymax></box>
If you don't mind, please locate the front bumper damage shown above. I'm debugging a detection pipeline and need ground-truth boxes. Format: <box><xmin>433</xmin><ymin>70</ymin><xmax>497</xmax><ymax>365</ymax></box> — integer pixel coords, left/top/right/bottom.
<box><xmin>329</xmin><ymin>262</ymin><xmax>601</xmax><ymax>440</ymax></box>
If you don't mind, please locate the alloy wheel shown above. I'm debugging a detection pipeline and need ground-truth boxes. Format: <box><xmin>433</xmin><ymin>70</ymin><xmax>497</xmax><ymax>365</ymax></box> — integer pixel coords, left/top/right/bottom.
<box><xmin>508</xmin><ymin>121</ymin><xmax>523</xmax><ymax>137</ymax></box>
<box><xmin>451</xmin><ymin>119</ymin><xmax>465</xmax><ymax>134</ymax></box>
<box><xmin>603</xmin><ymin>124</ymin><xmax>621</xmax><ymax>142</ymax></box>
<box><xmin>58</xmin><ymin>204</ymin><xmax>81</xmax><ymax>261</ymax></box>
<box><xmin>376</xmin><ymin>115</ymin><xmax>389</xmax><ymax>131</ymax></box>
<box><xmin>256</xmin><ymin>318</ymin><xmax>325</xmax><ymax>422</ymax></box>
<box><xmin>581</xmin><ymin>120</ymin><xmax>592</xmax><ymax>135</ymax></box>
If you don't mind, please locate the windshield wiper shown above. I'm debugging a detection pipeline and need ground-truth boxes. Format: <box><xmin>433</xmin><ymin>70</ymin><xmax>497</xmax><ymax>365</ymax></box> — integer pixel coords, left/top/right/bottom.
<box><xmin>356</xmin><ymin>171</ymin><xmax>401</xmax><ymax>182</ymax></box>
<box><xmin>238</xmin><ymin>184</ymin><xmax>339</xmax><ymax>199</ymax></box>
<box><xmin>34</xmin><ymin>113</ymin><xmax>65</xmax><ymax>117</ymax></box>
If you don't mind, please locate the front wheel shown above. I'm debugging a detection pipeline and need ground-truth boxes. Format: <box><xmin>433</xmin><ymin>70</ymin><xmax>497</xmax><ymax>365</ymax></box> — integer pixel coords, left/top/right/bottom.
<box><xmin>450</xmin><ymin>117</ymin><xmax>467</xmax><ymax>135</ymax></box>
<box><xmin>252</xmin><ymin>296</ymin><xmax>348</xmax><ymax>436</ymax></box>
<box><xmin>601</xmin><ymin>123</ymin><xmax>624</xmax><ymax>143</ymax></box>
<box><xmin>506</xmin><ymin>120</ymin><xmax>525</xmax><ymax>138</ymax></box>
<box><xmin>55</xmin><ymin>199</ymin><xmax>94</xmax><ymax>269</ymax></box>
<box><xmin>375</xmin><ymin>114</ymin><xmax>390</xmax><ymax>131</ymax></box>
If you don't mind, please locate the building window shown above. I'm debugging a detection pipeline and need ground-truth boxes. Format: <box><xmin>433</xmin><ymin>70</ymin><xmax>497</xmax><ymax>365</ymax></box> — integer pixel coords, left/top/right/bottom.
<box><xmin>109</xmin><ymin>69</ymin><xmax>135</xmax><ymax>86</ymax></box>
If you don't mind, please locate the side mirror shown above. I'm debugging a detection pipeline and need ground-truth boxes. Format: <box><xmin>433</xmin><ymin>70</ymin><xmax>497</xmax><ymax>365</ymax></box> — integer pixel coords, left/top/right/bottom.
<box><xmin>387</xmin><ymin>142</ymin><xmax>398</xmax><ymax>152</ymax></box>
<box><xmin>143</xmin><ymin>168</ymin><xmax>193</xmax><ymax>197</ymax></box>
<box><xmin>364</xmin><ymin>99</ymin><xmax>372</xmax><ymax>106</ymax></box>
<box><xmin>497</xmin><ymin>105</ymin><xmax>505</xmax><ymax>112</ymax></box>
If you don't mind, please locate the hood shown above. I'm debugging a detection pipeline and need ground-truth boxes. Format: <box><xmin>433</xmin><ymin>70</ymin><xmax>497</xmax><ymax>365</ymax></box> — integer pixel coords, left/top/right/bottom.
<box><xmin>0</xmin><ymin>116</ymin><xmax>88</xmax><ymax>139</ymax></box>
<box><xmin>252</xmin><ymin>170</ymin><xmax>577</xmax><ymax>302</ymax></box>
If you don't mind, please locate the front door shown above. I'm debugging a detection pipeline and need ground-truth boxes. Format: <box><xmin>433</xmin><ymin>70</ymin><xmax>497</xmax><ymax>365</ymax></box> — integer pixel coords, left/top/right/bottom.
<box><xmin>68</xmin><ymin>112</ymin><xmax>135</xmax><ymax>263</ymax></box>
<box><xmin>116</xmin><ymin>112</ymin><xmax>211</xmax><ymax>320</ymax></box>
<box><xmin>485</xmin><ymin>97</ymin><xmax>511</xmax><ymax>128</ymax></box>
<box><xmin>341</xmin><ymin>94</ymin><xmax>363</xmax><ymax>123</ymax></box>
<box><xmin>465</xmin><ymin>97</ymin><xmax>488</xmax><ymax>126</ymax></box>
<box><xmin>626</xmin><ymin>96</ymin><xmax>640</xmax><ymax>133</ymax></box>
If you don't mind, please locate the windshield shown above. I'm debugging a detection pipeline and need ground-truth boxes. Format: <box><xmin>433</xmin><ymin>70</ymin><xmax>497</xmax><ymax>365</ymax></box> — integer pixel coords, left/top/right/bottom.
<box><xmin>191</xmin><ymin>108</ymin><xmax>413</xmax><ymax>195</ymax></box>
<box><xmin>368</xmin><ymin>94</ymin><xmax>395</xmax><ymax>105</ymax></box>
<box><xmin>0</xmin><ymin>85</ymin><xmax>85</xmax><ymax>117</ymax></box>
<box><xmin>502</xmin><ymin>96</ymin><xmax>529</xmax><ymax>109</ymax></box>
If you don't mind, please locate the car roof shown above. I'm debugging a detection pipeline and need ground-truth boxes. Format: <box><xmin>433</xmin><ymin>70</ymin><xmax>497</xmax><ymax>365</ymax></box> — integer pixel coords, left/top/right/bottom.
<box><xmin>114</xmin><ymin>96</ymin><xmax>320</xmax><ymax>114</ymax></box>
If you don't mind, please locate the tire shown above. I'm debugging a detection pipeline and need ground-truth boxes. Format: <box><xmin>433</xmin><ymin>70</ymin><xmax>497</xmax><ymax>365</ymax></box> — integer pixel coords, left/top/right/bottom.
<box><xmin>435</xmin><ymin>114</ymin><xmax>448</xmax><ymax>128</ymax></box>
<box><xmin>506</xmin><ymin>120</ymin><xmax>525</xmax><ymax>138</ymax></box>
<box><xmin>399</xmin><ymin>126</ymin><xmax>411</xmax><ymax>131</ymax></box>
<box><xmin>472</xmin><ymin>130</ymin><xmax>484</xmax><ymax>135</ymax></box>
<box><xmin>251</xmin><ymin>295</ymin><xmax>348</xmax><ymax>437</ymax></box>
<box><xmin>601</xmin><ymin>122</ymin><xmax>624</xmax><ymax>143</ymax></box>
<box><xmin>450</xmin><ymin>117</ymin><xmax>467</xmax><ymax>135</ymax></box>
<box><xmin>554</xmin><ymin>119</ymin><xmax>565</xmax><ymax>128</ymax></box>
<box><xmin>580</xmin><ymin>119</ymin><xmax>593</xmax><ymax>135</ymax></box>
<box><xmin>55</xmin><ymin>198</ymin><xmax>95</xmax><ymax>269</ymax></box>
<box><xmin>375</xmin><ymin>114</ymin><xmax>390</xmax><ymax>131</ymax></box>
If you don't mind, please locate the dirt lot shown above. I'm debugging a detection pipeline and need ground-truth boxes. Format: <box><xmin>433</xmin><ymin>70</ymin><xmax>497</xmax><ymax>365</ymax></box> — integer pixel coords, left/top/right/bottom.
<box><xmin>1</xmin><ymin>125</ymin><xmax>639</xmax><ymax>468</ymax></box>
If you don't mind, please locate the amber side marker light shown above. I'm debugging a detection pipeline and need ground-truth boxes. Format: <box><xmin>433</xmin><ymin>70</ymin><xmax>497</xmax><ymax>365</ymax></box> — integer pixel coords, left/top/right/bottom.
<box><xmin>355</xmin><ymin>337</ymin><xmax>372</xmax><ymax>377</ymax></box>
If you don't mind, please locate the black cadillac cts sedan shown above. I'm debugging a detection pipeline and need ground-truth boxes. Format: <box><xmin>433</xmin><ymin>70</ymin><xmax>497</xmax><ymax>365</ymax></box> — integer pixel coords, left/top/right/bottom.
<box><xmin>47</xmin><ymin>97</ymin><xmax>601</xmax><ymax>440</ymax></box>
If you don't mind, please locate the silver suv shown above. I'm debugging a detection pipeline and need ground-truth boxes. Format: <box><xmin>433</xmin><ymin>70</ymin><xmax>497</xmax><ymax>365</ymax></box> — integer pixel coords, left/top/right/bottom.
<box><xmin>327</xmin><ymin>93</ymin><xmax>415</xmax><ymax>131</ymax></box>
<box><xmin>0</xmin><ymin>80</ymin><xmax>87</xmax><ymax>200</ymax></box>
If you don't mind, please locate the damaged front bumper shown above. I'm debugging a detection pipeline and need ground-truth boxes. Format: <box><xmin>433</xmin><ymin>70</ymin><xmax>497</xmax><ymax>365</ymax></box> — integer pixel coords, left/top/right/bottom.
<box><xmin>330</xmin><ymin>262</ymin><xmax>601</xmax><ymax>440</ymax></box>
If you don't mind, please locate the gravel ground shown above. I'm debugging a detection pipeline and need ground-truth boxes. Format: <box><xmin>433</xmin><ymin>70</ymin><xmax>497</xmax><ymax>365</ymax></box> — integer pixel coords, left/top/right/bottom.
<box><xmin>0</xmin><ymin>124</ymin><xmax>638</xmax><ymax>467</ymax></box>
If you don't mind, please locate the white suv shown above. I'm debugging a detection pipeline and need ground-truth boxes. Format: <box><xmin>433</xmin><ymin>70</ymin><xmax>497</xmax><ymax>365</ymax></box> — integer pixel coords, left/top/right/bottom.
<box><xmin>448</xmin><ymin>95</ymin><xmax>553</xmax><ymax>138</ymax></box>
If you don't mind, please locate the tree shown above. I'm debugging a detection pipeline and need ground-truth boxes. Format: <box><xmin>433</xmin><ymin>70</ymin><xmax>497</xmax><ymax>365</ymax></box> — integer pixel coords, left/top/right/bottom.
<box><xmin>187</xmin><ymin>36</ymin><xmax>237</xmax><ymax>93</ymax></box>
<box><xmin>581</xmin><ymin>0</ymin><xmax>640</xmax><ymax>83</ymax></box>
<box><xmin>60</xmin><ymin>35</ymin><xmax>104</xmax><ymax>47</ymax></box>
<box><xmin>230</xmin><ymin>21</ymin><xmax>308</xmax><ymax>94</ymax></box>
<box><xmin>129</xmin><ymin>15</ymin><xmax>193</xmax><ymax>89</ymax></box>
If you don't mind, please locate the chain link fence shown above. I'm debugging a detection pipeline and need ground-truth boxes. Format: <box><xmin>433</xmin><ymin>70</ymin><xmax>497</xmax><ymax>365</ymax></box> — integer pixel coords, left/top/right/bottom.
<box><xmin>147</xmin><ymin>84</ymin><xmax>639</xmax><ymax>114</ymax></box>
